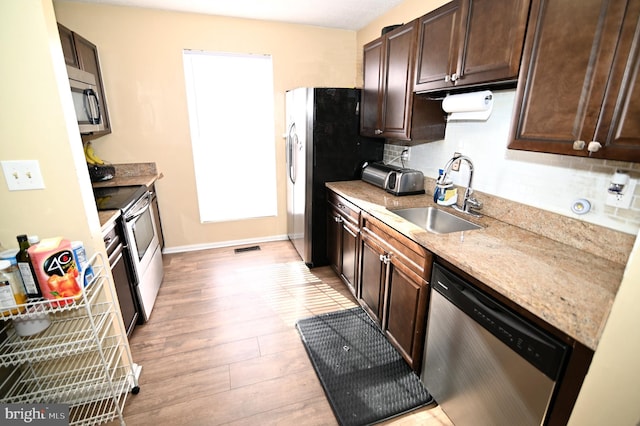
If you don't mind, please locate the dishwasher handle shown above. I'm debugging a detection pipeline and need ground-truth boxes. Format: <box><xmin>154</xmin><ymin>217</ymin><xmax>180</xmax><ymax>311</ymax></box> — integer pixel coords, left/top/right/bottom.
<box><xmin>432</xmin><ymin>264</ymin><xmax>568</xmax><ymax>381</ymax></box>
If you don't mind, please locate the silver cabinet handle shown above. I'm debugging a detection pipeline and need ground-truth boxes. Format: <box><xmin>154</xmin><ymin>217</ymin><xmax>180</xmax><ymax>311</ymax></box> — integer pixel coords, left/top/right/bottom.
<box><xmin>444</xmin><ymin>75</ymin><xmax>450</xmax><ymax>82</ymax></box>
<box><xmin>450</xmin><ymin>73</ymin><xmax>459</xmax><ymax>82</ymax></box>
<box><xmin>573</xmin><ymin>140</ymin><xmax>586</xmax><ymax>150</ymax></box>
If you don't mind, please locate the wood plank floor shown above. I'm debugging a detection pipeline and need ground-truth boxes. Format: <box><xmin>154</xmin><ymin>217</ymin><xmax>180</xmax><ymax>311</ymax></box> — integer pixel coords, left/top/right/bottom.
<box><xmin>116</xmin><ymin>240</ymin><xmax>453</xmax><ymax>425</ymax></box>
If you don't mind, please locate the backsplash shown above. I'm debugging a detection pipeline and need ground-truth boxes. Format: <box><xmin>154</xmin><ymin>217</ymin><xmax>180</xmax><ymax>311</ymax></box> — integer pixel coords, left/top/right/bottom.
<box><xmin>384</xmin><ymin>90</ymin><xmax>640</xmax><ymax>236</ymax></box>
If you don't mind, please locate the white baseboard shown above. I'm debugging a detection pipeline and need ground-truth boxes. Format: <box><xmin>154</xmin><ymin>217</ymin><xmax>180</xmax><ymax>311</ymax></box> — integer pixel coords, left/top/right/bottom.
<box><xmin>162</xmin><ymin>234</ymin><xmax>289</xmax><ymax>254</ymax></box>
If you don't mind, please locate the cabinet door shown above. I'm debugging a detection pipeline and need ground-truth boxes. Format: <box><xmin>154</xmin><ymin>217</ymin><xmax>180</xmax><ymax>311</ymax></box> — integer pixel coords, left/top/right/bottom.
<box><xmin>341</xmin><ymin>220</ymin><xmax>358</xmax><ymax>296</ymax></box>
<box><xmin>458</xmin><ymin>0</ymin><xmax>529</xmax><ymax>87</ymax></box>
<box><xmin>327</xmin><ymin>206</ymin><xmax>358</xmax><ymax>297</ymax></box>
<box><xmin>73</xmin><ymin>32</ymin><xmax>112</xmax><ymax>138</ymax></box>
<box><xmin>361</xmin><ymin>38</ymin><xmax>384</xmax><ymax>137</ymax></box>
<box><xmin>383</xmin><ymin>256</ymin><xmax>429</xmax><ymax>371</ymax></box>
<box><xmin>593</xmin><ymin>1</ymin><xmax>640</xmax><ymax>161</ymax></box>
<box><xmin>381</xmin><ymin>21</ymin><xmax>419</xmax><ymax>139</ymax></box>
<box><xmin>509</xmin><ymin>0</ymin><xmax>627</xmax><ymax>157</ymax></box>
<box><xmin>327</xmin><ymin>206</ymin><xmax>341</xmax><ymax>275</ymax></box>
<box><xmin>57</xmin><ymin>24</ymin><xmax>79</xmax><ymax>67</ymax></box>
<box><xmin>414</xmin><ymin>0</ymin><xmax>463</xmax><ymax>92</ymax></box>
<box><xmin>359</xmin><ymin>230</ymin><xmax>386</xmax><ymax>325</ymax></box>
<box><xmin>415</xmin><ymin>0</ymin><xmax>529</xmax><ymax>93</ymax></box>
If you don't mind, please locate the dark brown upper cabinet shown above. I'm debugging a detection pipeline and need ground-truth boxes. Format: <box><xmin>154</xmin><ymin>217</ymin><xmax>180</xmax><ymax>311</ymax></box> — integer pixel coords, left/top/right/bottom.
<box><xmin>58</xmin><ymin>24</ymin><xmax>80</xmax><ymax>68</ymax></box>
<box><xmin>413</xmin><ymin>0</ymin><xmax>530</xmax><ymax>93</ymax></box>
<box><xmin>509</xmin><ymin>0</ymin><xmax>640</xmax><ymax>162</ymax></box>
<box><xmin>58</xmin><ymin>23</ymin><xmax>111</xmax><ymax>141</ymax></box>
<box><xmin>361</xmin><ymin>20</ymin><xmax>445</xmax><ymax>141</ymax></box>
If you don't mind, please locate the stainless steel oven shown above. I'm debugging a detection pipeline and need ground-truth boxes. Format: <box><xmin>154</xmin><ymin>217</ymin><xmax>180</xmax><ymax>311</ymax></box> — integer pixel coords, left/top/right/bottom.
<box><xmin>94</xmin><ymin>185</ymin><xmax>164</xmax><ymax>322</ymax></box>
<box><xmin>122</xmin><ymin>190</ymin><xmax>164</xmax><ymax>322</ymax></box>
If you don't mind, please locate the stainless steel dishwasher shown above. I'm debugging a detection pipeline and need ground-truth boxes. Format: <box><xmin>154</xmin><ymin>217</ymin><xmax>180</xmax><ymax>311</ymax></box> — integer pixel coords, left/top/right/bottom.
<box><xmin>421</xmin><ymin>263</ymin><xmax>569</xmax><ymax>426</ymax></box>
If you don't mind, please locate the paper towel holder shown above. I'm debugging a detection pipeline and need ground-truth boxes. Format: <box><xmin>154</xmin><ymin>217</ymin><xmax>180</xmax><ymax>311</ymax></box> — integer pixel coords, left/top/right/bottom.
<box><xmin>442</xmin><ymin>90</ymin><xmax>494</xmax><ymax>121</ymax></box>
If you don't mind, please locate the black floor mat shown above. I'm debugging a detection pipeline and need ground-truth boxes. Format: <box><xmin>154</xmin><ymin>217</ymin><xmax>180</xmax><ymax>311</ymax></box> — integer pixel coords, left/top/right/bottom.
<box><xmin>296</xmin><ymin>307</ymin><xmax>434</xmax><ymax>426</ymax></box>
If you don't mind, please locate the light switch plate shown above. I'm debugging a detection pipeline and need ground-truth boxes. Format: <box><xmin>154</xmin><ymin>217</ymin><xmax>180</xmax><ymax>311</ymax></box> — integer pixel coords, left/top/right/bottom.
<box><xmin>1</xmin><ymin>160</ymin><xmax>45</xmax><ymax>191</ymax></box>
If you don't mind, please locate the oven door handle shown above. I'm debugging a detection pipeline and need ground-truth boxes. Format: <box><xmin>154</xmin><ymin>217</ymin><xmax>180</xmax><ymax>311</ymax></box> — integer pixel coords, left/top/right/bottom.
<box><xmin>124</xmin><ymin>193</ymin><xmax>151</xmax><ymax>223</ymax></box>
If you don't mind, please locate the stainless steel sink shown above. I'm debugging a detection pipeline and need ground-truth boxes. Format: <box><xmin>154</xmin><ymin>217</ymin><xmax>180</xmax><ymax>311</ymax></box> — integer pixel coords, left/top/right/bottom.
<box><xmin>391</xmin><ymin>207</ymin><xmax>482</xmax><ymax>234</ymax></box>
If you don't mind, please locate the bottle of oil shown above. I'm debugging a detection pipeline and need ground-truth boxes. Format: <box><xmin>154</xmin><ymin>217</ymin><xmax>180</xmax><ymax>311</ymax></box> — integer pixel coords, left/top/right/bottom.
<box><xmin>0</xmin><ymin>260</ymin><xmax>27</xmax><ymax>316</ymax></box>
<box><xmin>16</xmin><ymin>234</ymin><xmax>41</xmax><ymax>298</ymax></box>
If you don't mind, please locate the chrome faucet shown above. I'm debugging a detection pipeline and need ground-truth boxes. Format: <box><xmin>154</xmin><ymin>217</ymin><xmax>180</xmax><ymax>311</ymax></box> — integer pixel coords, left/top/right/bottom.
<box><xmin>437</xmin><ymin>154</ymin><xmax>483</xmax><ymax>216</ymax></box>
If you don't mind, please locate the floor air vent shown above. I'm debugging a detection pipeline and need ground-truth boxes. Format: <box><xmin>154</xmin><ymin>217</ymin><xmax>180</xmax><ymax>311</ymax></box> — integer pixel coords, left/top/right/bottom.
<box><xmin>234</xmin><ymin>245</ymin><xmax>261</xmax><ymax>254</ymax></box>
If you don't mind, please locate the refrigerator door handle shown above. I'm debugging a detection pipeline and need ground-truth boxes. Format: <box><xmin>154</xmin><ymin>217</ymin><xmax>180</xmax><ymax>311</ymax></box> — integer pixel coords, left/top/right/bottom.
<box><xmin>287</xmin><ymin>122</ymin><xmax>297</xmax><ymax>184</ymax></box>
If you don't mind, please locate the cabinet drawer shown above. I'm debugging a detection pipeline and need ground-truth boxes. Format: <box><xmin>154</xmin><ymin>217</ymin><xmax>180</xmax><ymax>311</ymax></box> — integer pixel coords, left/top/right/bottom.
<box><xmin>362</xmin><ymin>213</ymin><xmax>432</xmax><ymax>279</ymax></box>
<box><xmin>327</xmin><ymin>191</ymin><xmax>361</xmax><ymax>226</ymax></box>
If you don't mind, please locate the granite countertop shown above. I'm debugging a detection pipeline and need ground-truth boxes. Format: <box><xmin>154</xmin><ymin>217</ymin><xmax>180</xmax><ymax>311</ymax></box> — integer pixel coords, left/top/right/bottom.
<box><xmin>92</xmin><ymin>162</ymin><xmax>162</xmax><ymax>189</ymax></box>
<box><xmin>92</xmin><ymin>174</ymin><xmax>160</xmax><ymax>189</ymax></box>
<box><xmin>93</xmin><ymin>163</ymin><xmax>162</xmax><ymax>229</ymax></box>
<box><xmin>98</xmin><ymin>210</ymin><xmax>121</xmax><ymax>231</ymax></box>
<box><xmin>327</xmin><ymin>180</ymin><xmax>625</xmax><ymax>351</ymax></box>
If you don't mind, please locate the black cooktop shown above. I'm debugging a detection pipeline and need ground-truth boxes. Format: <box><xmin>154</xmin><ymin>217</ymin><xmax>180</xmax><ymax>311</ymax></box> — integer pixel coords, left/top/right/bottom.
<box><xmin>93</xmin><ymin>185</ymin><xmax>147</xmax><ymax>211</ymax></box>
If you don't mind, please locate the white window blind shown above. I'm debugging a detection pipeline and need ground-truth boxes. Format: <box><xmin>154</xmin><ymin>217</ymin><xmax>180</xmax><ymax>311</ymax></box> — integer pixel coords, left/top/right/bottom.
<box><xmin>183</xmin><ymin>50</ymin><xmax>277</xmax><ymax>223</ymax></box>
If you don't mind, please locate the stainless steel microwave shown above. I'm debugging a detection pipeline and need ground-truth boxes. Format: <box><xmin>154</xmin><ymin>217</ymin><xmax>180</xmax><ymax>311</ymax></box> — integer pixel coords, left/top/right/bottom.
<box><xmin>67</xmin><ymin>65</ymin><xmax>105</xmax><ymax>134</ymax></box>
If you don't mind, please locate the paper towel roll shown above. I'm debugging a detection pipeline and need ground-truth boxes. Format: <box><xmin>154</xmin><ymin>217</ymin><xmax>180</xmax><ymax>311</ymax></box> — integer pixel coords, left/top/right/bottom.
<box><xmin>442</xmin><ymin>90</ymin><xmax>493</xmax><ymax>121</ymax></box>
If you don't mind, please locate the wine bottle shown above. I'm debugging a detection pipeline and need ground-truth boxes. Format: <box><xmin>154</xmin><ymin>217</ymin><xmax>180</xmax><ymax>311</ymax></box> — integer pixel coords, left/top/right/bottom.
<box><xmin>16</xmin><ymin>234</ymin><xmax>42</xmax><ymax>298</ymax></box>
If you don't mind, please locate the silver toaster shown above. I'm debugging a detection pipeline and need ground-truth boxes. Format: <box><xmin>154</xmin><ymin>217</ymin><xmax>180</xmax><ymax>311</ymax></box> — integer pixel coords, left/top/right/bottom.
<box><xmin>361</xmin><ymin>162</ymin><xmax>425</xmax><ymax>196</ymax></box>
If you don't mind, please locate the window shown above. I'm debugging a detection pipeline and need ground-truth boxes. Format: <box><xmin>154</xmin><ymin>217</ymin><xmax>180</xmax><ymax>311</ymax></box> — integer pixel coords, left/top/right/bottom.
<box><xmin>183</xmin><ymin>50</ymin><xmax>277</xmax><ymax>223</ymax></box>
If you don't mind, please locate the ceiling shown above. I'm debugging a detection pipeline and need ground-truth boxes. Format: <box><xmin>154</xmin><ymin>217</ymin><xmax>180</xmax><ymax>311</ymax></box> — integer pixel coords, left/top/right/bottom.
<box><xmin>68</xmin><ymin>0</ymin><xmax>406</xmax><ymax>30</ymax></box>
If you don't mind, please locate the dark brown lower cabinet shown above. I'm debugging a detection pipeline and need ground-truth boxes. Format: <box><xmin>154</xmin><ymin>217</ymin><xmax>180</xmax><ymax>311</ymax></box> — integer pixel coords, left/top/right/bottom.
<box><xmin>359</xmin><ymin>231</ymin><xmax>386</xmax><ymax>324</ymax></box>
<box><xmin>327</xmin><ymin>188</ymin><xmax>595</xmax><ymax>421</ymax></box>
<box><xmin>340</xmin><ymin>223</ymin><xmax>358</xmax><ymax>294</ymax></box>
<box><xmin>384</xmin><ymin>258</ymin><xmax>429</xmax><ymax>368</ymax></box>
<box><xmin>359</xmin><ymin>213</ymin><xmax>432</xmax><ymax>371</ymax></box>
<box><xmin>327</xmin><ymin>191</ymin><xmax>361</xmax><ymax>298</ymax></box>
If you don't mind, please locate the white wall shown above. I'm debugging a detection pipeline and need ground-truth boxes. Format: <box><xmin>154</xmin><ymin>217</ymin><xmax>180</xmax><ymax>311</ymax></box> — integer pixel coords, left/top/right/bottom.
<box><xmin>568</xmin><ymin>230</ymin><xmax>640</xmax><ymax>425</ymax></box>
<box><xmin>387</xmin><ymin>90</ymin><xmax>640</xmax><ymax>235</ymax></box>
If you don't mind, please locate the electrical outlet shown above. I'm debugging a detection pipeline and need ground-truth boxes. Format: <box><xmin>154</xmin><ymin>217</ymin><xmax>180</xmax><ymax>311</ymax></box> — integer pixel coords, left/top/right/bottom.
<box><xmin>605</xmin><ymin>179</ymin><xmax>636</xmax><ymax>209</ymax></box>
<box><xmin>452</xmin><ymin>152</ymin><xmax>461</xmax><ymax>171</ymax></box>
<box><xmin>1</xmin><ymin>160</ymin><xmax>45</xmax><ymax>191</ymax></box>
<box><xmin>401</xmin><ymin>148</ymin><xmax>411</xmax><ymax>161</ymax></box>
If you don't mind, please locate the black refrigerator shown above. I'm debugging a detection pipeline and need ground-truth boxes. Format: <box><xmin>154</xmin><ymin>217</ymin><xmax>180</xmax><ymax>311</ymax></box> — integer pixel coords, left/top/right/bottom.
<box><xmin>285</xmin><ymin>88</ymin><xmax>384</xmax><ymax>267</ymax></box>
